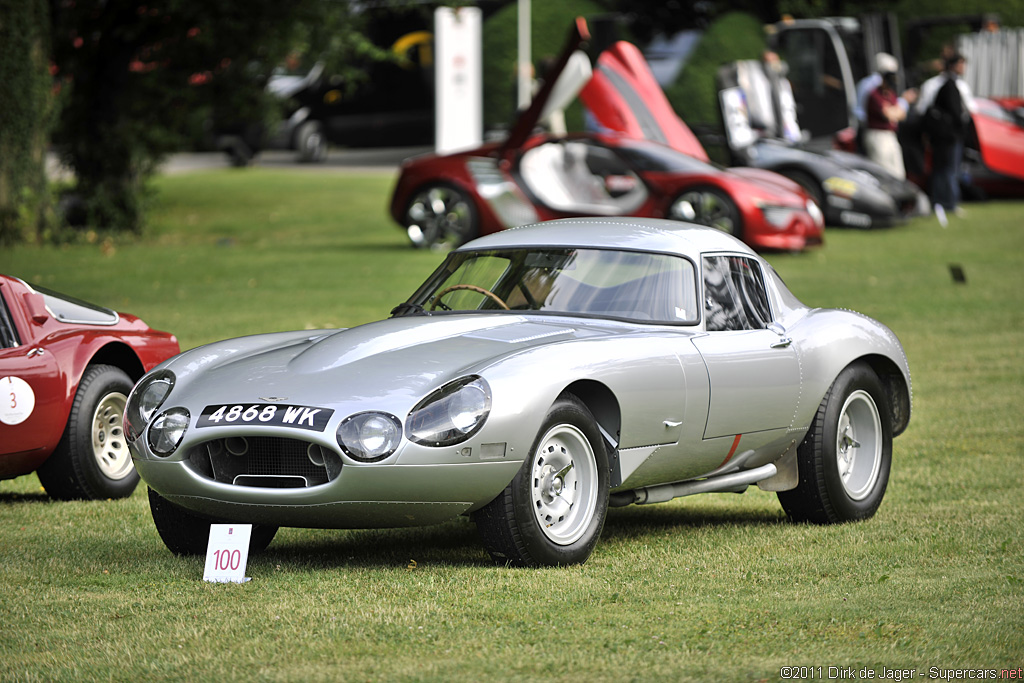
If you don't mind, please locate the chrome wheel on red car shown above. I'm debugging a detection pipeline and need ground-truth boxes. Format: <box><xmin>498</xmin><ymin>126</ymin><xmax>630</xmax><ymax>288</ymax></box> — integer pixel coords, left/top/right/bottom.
<box><xmin>669</xmin><ymin>187</ymin><xmax>742</xmax><ymax>237</ymax></box>
<box><xmin>404</xmin><ymin>184</ymin><xmax>478</xmax><ymax>250</ymax></box>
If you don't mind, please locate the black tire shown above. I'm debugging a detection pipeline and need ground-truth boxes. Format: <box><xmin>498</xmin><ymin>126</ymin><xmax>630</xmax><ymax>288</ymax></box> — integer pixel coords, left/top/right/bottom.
<box><xmin>474</xmin><ymin>394</ymin><xmax>609</xmax><ymax>567</ymax></box>
<box><xmin>295</xmin><ymin>120</ymin><xmax>327</xmax><ymax>163</ymax></box>
<box><xmin>780</xmin><ymin>169</ymin><xmax>825</xmax><ymax>209</ymax></box>
<box><xmin>148</xmin><ymin>487</ymin><xmax>278</xmax><ymax>556</ymax></box>
<box><xmin>403</xmin><ymin>184</ymin><xmax>479</xmax><ymax>249</ymax></box>
<box><xmin>778</xmin><ymin>362</ymin><xmax>892</xmax><ymax>524</ymax></box>
<box><xmin>667</xmin><ymin>186</ymin><xmax>743</xmax><ymax>239</ymax></box>
<box><xmin>37</xmin><ymin>364</ymin><xmax>139</xmax><ymax>501</ymax></box>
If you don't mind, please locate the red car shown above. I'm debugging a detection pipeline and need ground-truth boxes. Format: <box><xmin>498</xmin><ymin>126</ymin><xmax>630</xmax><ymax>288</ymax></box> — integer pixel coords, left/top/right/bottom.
<box><xmin>390</xmin><ymin>19</ymin><xmax>823</xmax><ymax>253</ymax></box>
<box><xmin>0</xmin><ymin>275</ymin><xmax>180</xmax><ymax>500</ymax></box>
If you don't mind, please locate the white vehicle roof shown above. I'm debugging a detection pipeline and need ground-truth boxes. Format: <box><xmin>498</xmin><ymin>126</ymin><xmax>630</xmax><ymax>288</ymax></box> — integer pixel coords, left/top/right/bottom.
<box><xmin>458</xmin><ymin>217</ymin><xmax>756</xmax><ymax>259</ymax></box>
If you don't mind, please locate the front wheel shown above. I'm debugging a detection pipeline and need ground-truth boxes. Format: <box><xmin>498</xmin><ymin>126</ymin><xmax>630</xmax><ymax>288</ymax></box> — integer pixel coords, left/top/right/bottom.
<box><xmin>404</xmin><ymin>184</ymin><xmax>478</xmax><ymax>249</ymax></box>
<box><xmin>37</xmin><ymin>364</ymin><xmax>139</xmax><ymax>500</ymax></box>
<box><xmin>668</xmin><ymin>186</ymin><xmax>742</xmax><ymax>238</ymax></box>
<box><xmin>148</xmin><ymin>488</ymin><xmax>278</xmax><ymax>556</ymax></box>
<box><xmin>778</xmin><ymin>362</ymin><xmax>892</xmax><ymax>524</ymax></box>
<box><xmin>474</xmin><ymin>394</ymin><xmax>609</xmax><ymax>567</ymax></box>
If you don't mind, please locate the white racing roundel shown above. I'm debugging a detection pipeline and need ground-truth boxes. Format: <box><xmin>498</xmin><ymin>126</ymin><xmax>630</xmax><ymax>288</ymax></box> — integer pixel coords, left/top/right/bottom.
<box><xmin>0</xmin><ymin>376</ymin><xmax>35</xmax><ymax>426</ymax></box>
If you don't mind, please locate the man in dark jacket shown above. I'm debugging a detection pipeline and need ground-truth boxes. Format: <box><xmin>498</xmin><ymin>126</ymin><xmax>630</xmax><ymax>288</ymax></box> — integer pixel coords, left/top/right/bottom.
<box><xmin>919</xmin><ymin>53</ymin><xmax>973</xmax><ymax>218</ymax></box>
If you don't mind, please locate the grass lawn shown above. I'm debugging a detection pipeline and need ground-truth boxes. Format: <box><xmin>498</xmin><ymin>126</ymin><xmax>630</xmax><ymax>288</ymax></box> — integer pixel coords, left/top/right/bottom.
<box><xmin>1</xmin><ymin>169</ymin><xmax>1022</xmax><ymax>681</ymax></box>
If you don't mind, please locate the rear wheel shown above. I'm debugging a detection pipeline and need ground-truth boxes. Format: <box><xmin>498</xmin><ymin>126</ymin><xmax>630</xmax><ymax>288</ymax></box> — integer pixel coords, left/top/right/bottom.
<box><xmin>37</xmin><ymin>365</ymin><xmax>139</xmax><ymax>500</ymax></box>
<box><xmin>778</xmin><ymin>362</ymin><xmax>892</xmax><ymax>524</ymax></box>
<box><xmin>295</xmin><ymin>120</ymin><xmax>327</xmax><ymax>163</ymax></box>
<box><xmin>148</xmin><ymin>487</ymin><xmax>278</xmax><ymax>556</ymax></box>
<box><xmin>474</xmin><ymin>394</ymin><xmax>609</xmax><ymax>567</ymax></box>
<box><xmin>669</xmin><ymin>186</ymin><xmax>742</xmax><ymax>238</ymax></box>
<box><xmin>404</xmin><ymin>184</ymin><xmax>478</xmax><ymax>249</ymax></box>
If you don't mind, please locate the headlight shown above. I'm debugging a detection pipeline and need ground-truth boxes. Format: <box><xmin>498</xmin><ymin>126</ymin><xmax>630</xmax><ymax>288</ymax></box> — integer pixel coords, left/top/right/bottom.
<box><xmin>407</xmin><ymin>376</ymin><xmax>491</xmax><ymax>447</ymax></box>
<box><xmin>148</xmin><ymin>407</ymin><xmax>190</xmax><ymax>456</ymax></box>
<box><xmin>124</xmin><ymin>371</ymin><xmax>174</xmax><ymax>443</ymax></box>
<box><xmin>336</xmin><ymin>412</ymin><xmax>403</xmax><ymax>462</ymax></box>
<box><xmin>761</xmin><ymin>205</ymin><xmax>798</xmax><ymax>229</ymax></box>
<box><xmin>806</xmin><ymin>198</ymin><xmax>824</xmax><ymax>227</ymax></box>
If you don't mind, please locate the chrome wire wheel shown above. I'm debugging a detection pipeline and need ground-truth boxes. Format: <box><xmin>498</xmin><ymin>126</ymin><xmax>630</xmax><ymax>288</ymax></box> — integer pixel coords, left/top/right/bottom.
<box><xmin>670</xmin><ymin>188</ymin><xmax>740</xmax><ymax>235</ymax></box>
<box><xmin>835</xmin><ymin>389</ymin><xmax>883</xmax><ymax>501</ymax></box>
<box><xmin>405</xmin><ymin>185</ymin><xmax>477</xmax><ymax>249</ymax></box>
<box><xmin>90</xmin><ymin>392</ymin><xmax>133</xmax><ymax>480</ymax></box>
<box><xmin>530</xmin><ymin>423</ymin><xmax>599</xmax><ymax>546</ymax></box>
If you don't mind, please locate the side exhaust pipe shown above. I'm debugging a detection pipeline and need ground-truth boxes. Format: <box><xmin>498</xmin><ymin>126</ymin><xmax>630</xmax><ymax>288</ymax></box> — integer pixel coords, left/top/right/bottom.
<box><xmin>609</xmin><ymin>463</ymin><xmax>778</xmax><ymax>507</ymax></box>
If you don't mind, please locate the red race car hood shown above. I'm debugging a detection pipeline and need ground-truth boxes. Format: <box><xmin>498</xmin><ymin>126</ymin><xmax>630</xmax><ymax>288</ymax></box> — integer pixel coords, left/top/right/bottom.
<box><xmin>579</xmin><ymin>40</ymin><xmax>709</xmax><ymax>161</ymax></box>
<box><xmin>972</xmin><ymin>97</ymin><xmax>1024</xmax><ymax>182</ymax></box>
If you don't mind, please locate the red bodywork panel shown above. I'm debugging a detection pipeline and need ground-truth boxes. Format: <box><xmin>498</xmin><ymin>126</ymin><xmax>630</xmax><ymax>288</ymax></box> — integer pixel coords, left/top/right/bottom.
<box><xmin>0</xmin><ymin>275</ymin><xmax>180</xmax><ymax>478</ymax></box>
<box><xmin>581</xmin><ymin>41</ymin><xmax>709</xmax><ymax>160</ymax></box>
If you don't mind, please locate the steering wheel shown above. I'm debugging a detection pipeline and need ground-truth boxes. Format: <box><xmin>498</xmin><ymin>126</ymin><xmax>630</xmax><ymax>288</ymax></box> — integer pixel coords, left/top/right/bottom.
<box><xmin>430</xmin><ymin>284</ymin><xmax>510</xmax><ymax>311</ymax></box>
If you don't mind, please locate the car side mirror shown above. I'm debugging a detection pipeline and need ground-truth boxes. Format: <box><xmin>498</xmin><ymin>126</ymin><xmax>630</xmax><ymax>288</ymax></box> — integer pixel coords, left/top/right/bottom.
<box><xmin>23</xmin><ymin>292</ymin><xmax>50</xmax><ymax>324</ymax></box>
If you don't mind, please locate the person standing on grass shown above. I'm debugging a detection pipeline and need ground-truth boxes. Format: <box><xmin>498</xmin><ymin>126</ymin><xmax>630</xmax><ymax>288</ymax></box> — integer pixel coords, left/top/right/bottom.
<box><xmin>864</xmin><ymin>60</ymin><xmax>908</xmax><ymax>179</ymax></box>
<box><xmin>918</xmin><ymin>52</ymin><xmax>974</xmax><ymax>218</ymax></box>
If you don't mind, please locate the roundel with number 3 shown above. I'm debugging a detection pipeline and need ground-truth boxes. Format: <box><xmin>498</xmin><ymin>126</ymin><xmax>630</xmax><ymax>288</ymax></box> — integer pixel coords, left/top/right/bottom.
<box><xmin>1</xmin><ymin>376</ymin><xmax>35</xmax><ymax>426</ymax></box>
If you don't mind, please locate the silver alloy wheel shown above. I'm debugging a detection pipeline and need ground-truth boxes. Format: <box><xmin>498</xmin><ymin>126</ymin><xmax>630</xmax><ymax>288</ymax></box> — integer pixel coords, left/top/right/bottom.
<box><xmin>530</xmin><ymin>423</ymin><xmax>599</xmax><ymax>545</ymax></box>
<box><xmin>670</xmin><ymin>189</ymin><xmax>737</xmax><ymax>234</ymax></box>
<box><xmin>405</xmin><ymin>186</ymin><xmax>475</xmax><ymax>249</ymax></box>
<box><xmin>91</xmin><ymin>392</ymin><xmax>133</xmax><ymax>480</ymax></box>
<box><xmin>835</xmin><ymin>389</ymin><xmax>883</xmax><ymax>501</ymax></box>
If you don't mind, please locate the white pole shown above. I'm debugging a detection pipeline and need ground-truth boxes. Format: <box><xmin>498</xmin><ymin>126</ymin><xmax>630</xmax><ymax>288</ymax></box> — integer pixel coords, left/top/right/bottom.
<box><xmin>517</xmin><ymin>0</ymin><xmax>532</xmax><ymax>109</ymax></box>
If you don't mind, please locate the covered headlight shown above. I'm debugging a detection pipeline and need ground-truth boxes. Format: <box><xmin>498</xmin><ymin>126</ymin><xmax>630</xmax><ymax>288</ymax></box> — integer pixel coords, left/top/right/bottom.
<box><xmin>337</xmin><ymin>412</ymin><xmax>403</xmax><ymax>462</ymax></box>
<box><xmin>148</xmin><ymin>407</ymin><xmax>190</xmax><ymax>456</ymax></box>
<box><xmin>407</xmin><ymin>376</ymin><xmax>491</xmax><ymax>447</ymax></box>
<box><xmin>124</xmin><ymin>371</ymin><xmax>174</xmax><ymax>443</ymax></box>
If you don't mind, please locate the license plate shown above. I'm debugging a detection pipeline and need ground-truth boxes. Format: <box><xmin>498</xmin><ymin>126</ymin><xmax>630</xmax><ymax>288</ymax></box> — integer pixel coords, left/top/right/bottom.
<box><xmin>196</xmin><ymin>403</ymin><xmax>334</xmax><ymax>432</ymax></box>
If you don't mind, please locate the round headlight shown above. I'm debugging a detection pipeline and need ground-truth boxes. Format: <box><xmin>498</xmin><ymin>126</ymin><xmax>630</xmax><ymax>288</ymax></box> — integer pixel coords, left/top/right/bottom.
<box><xmin>407</xmin><ymin>376</ymin><xmax>491</xmax><ymax>447</ymax></box>
<box><xmin>125</xmin><ymin>371</ymin><xmax>174</xmax><ymax>443</ymax></box>
<box><xmin>337</xmin><ymin>412</ymin><xmax>402</xmax><ymax>462</ymax></box>
<box><xmin>148</xmin><ymin>407</ymin><xmax>190</xmax><ymax>456</ymax></box>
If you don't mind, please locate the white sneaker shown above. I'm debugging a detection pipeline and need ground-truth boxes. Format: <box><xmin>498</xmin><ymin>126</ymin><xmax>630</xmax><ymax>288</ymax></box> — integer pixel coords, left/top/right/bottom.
<box><xmin>935</xmin><ymin>204</ymin><xmax>948</xmax><ymax>227</ymax></box>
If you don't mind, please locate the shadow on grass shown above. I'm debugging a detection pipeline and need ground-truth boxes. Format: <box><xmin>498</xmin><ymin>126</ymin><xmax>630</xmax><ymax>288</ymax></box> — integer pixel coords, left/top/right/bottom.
<box><xmin>248</xmin><ymin>502</ymin><xmax>789</xmax><ymax>571</ymax></box>
<box><xmin>0</xmin><ymin>491</ymin><xmax>53</xmax><ymax>504</ymax></box>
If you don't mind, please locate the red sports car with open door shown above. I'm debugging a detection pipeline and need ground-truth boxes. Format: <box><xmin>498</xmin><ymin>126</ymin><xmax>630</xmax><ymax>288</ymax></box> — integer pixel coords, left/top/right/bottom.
<box><xmin>389</xmin><ymin>19</ymin><xmax>823</xmax><ymax>252</ymax></box>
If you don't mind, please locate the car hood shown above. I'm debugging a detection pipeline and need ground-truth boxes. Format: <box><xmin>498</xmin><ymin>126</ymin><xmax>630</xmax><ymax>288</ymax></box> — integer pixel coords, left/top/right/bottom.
<box><xmin>168</xmin><ymin>315</ymin><xmax>620</xmax><ymax>410</ymax></box>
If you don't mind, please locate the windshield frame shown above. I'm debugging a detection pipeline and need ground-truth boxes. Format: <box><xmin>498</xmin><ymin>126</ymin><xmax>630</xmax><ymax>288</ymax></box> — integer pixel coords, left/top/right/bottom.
<box><xmin>400</xmin><ymin>245</ymin><xmax>700</xmax><ymax>326</ymax></box>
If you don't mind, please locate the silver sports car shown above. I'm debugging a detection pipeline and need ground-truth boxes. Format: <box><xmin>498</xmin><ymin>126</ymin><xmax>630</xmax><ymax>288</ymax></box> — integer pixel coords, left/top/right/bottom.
<box><xmin>127</xmin><ymin>218</ymin><xmax>911</xmax><ymax>566</ymax></box>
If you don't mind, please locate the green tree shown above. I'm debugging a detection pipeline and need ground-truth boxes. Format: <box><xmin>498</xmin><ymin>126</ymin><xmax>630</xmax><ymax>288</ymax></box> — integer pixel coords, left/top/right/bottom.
<box><xmin>0</xmin><ymin>0</ymin><xmax>53</xmax><ymax>245</ymax></box>
<box><xmin>48</xmin><ymin>1</ymin><xmax>349</xmax><ymax>234</ymax></box>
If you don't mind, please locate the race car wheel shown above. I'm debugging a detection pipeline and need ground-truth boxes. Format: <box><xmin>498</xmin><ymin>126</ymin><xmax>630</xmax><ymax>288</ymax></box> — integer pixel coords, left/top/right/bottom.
<box><xmin>778</xmin><ymin>362</ymin><xmax>892</xmax><ymax>524</ymax></box>
<box><xmin>669</xmin><ymin>187</ymin><xmax>742</xmax><ymax>238</ymax></box>
<box><xmin>295</xmin><ymin>120</ymin><xmax>327</xmax><ymax>163</ymax></box>
<box><xmin>779</xmin><ymin>170</ymin><xmax>825</xmax><ymax>211</ymax></box>
<box><xmin>148</xmin><ymin>488</ymin><xmax>279</xmax><ymax>556</ymax></box>
<box><xmin>37</xmin><ymin>364</ymin><xmax>139</xmax><ymax>500</ymax></box>
<box><xmin>404</xmin><ymin>184</ymin><xmax>478</xmax><ymax>250</ymax></box>
<box><xmin>474</xmin><ymin>394</ymin><xmax>609</xmax><ymax>567</ymax></box>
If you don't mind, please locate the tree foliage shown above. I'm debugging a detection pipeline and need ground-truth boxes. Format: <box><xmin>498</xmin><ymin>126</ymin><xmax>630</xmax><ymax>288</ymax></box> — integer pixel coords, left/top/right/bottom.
<box><xmin>0</xmin><ymin>0</ymin><xmax>54</xmax><ymax>245</ymax></box>
<box><xmin>48</xmin><ymin>0</ymin><xmax>344</xmax><ymax>234</ymax></box>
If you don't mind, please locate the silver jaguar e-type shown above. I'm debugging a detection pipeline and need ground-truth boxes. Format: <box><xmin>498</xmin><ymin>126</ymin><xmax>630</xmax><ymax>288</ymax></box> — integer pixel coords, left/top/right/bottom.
<box><xmin>127</xmin><ymin>217</ymin><xmax>911</xmax><ymax>566</ymax></box>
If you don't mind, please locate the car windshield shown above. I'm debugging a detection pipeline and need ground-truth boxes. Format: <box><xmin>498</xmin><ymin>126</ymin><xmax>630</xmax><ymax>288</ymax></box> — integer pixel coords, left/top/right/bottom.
<box><xmin>400</xmin><ymin>247</ymin><xmax>698</xmax><ymax>324</ymax></box>
<box><xmin>28</xmin><ymin>282</ymin><xmax>119</xmax><ymax>326</ymax></box>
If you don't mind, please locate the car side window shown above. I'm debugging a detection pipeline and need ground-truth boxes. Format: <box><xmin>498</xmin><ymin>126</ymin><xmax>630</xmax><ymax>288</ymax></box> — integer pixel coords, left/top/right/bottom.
<box><xmin>0</xmin><ymin>290</ymin><xmax>20</xmax><ymax>348</ymax></box>
<box><xmin>702</xmin><ymin>255</ymin><xmax>772</xmax><ymax>331</ymax></box>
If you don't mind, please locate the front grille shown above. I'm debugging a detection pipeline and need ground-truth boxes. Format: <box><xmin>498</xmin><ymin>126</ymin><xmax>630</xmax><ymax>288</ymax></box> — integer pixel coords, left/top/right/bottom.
<box><xmin>186</xmin><ymin>436</ymin><xmax>341</xmax><ymax>487</ymax></box>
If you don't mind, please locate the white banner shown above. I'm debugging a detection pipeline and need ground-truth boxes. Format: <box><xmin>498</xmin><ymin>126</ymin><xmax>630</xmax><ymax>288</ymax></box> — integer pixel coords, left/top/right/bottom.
<box><xmin>435</xmin><ymin>7</ymin><xmax>482</xmax><ymax>153</ymax></box>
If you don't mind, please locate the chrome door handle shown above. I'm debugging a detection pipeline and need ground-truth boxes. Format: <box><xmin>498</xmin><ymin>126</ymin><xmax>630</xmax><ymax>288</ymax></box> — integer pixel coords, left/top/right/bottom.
<box><xmin>27</xmin><ymin>347</ymin><xmax>45</xmax><ymax>357</ymax></box>
<box><xmin>766</xmin><ymin>322</ymin><xmax>792</xmax><ymax>348</ymax></box>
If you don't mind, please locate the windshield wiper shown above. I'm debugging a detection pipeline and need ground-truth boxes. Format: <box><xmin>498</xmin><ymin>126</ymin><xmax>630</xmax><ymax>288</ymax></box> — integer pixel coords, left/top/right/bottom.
<box><xmin>390</xmin><ymin>302</ymin><xmax>427</xmax><ymax>317</ymax></box>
